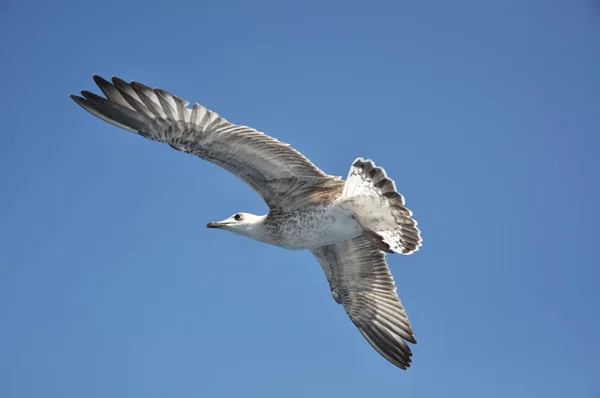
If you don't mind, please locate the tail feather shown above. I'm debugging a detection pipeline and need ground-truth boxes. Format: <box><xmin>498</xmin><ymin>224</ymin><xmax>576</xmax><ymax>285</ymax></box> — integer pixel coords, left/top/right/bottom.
<box><xmin>343</xmin><ymin>158</ymin><xmax>422</xmax><ymax>254</ymax></box>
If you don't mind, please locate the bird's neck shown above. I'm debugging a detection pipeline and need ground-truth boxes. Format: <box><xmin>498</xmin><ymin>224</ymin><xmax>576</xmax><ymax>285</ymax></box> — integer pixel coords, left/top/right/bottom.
<box><xmin>235</xmin><ymin>215</ymin><xmax>271</xmax><ymax>243</ymax></box>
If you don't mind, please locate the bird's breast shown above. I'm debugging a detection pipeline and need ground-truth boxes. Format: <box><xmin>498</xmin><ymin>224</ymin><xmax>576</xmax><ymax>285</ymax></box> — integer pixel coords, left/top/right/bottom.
<box><xmin>265</xmin><ymin>206</ymin><xmax>363</xmax><ymax>250</ymax></box>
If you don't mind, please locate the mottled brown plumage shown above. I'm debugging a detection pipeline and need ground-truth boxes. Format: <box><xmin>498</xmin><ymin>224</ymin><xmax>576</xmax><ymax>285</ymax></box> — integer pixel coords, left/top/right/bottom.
<box><xmin>70</xmin><ymin>76</ymin><xmax>423</xmax><ymax>370</ymax></box>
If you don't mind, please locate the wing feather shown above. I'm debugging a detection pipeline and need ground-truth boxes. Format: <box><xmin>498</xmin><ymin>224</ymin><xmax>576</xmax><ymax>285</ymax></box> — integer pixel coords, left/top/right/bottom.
<box><xmin>311</xmin><ymin>235</ymin><xmax>417</xmax><ymax>370</ymax></box>
<box><xmin>71</xmin><ymin>76</ymin><xmax>342</xmax><ymax>210</ymax></box>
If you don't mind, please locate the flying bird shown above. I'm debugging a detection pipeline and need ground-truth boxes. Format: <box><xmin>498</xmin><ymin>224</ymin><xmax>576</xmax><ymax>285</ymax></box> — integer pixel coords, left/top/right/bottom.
<box><xmin>71</xmin><ymin>76</ymin><xmax>423</xmax><ymax>370</ymax></box>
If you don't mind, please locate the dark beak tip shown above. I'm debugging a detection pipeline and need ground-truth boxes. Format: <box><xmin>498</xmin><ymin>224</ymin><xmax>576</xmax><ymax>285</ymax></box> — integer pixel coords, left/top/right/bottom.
<box><xmin>206</xmin><ymin>222</ymin><xmax>214</xmax><ymax>228</ymax></box>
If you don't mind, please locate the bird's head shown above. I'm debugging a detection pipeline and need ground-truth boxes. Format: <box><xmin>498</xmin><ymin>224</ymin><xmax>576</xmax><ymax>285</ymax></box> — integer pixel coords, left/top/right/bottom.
<box><xmin>206</xmin><ymin>212</ymin><xmax>266</xmax><ymax>239</ymax></box>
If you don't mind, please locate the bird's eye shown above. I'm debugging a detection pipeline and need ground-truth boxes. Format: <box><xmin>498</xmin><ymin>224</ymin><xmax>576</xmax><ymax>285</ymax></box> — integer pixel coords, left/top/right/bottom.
<box><xmin>234</xmin><ymin>214</ymin><xmax>241</xmax><ymax>221</ymax></box>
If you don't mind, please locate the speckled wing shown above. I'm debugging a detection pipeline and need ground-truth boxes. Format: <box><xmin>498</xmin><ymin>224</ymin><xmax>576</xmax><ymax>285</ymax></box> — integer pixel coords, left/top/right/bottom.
<box><xmin>311</xmin><ymin>235</ymin><xmax>417</xmax><ymax>370</ymax></box>
<box><xmin>71</xmin><ymin>76</ymin><xmax>341</xmax><ymax>211</ymax></box>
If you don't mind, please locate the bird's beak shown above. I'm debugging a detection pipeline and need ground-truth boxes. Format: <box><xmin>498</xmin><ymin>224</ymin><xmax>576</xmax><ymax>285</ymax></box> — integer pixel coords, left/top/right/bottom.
<box><xmin>206</xmin><ymin>221</ymin><xmax>227</xmax><ymax>229</ymax></box>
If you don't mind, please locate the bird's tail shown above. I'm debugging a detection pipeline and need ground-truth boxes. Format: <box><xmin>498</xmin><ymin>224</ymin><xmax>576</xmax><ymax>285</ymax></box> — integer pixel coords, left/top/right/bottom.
<box><xmin>341</xmin><ymin>158</ymin><xmax>421</xmax><ymax>254</ymax></box>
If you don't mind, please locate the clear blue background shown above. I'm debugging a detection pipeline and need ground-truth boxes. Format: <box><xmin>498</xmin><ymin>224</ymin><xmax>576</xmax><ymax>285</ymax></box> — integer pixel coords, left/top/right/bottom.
<box><xmin>1</xmin><ymin>0</ymin><xmax>599</xmax><ymax>397</ymax></box>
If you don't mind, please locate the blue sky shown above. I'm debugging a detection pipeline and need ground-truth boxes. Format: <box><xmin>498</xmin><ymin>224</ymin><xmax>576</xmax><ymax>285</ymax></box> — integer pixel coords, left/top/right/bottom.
<box><xmin>1</xmin><ymin>0</ymin><xmax>599</xmax><ymax>396</ymax></box>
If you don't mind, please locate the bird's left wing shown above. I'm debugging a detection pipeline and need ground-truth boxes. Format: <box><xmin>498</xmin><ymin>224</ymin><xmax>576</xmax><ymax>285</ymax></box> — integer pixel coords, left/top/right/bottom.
<box><xmin>71</xmin><ymin>76</ymin><xmax>342</xmax><ymax>211</ymax></box>
<box><xmin>311</xmin><ymin>235</ymin><xmax>417</xmax><ymax>370</ymax></box>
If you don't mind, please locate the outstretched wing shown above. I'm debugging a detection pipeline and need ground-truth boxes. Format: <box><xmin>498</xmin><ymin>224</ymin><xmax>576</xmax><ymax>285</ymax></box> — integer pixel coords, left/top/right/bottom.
<box><xmin>311</xmin><ymin>235</ymin><xmax>417</xmax><ymax>370</ymax></box>
<box><xmin>71</xmin><ymin>76</ymin><xmax>342</xmax><ymax>210</ymax></box>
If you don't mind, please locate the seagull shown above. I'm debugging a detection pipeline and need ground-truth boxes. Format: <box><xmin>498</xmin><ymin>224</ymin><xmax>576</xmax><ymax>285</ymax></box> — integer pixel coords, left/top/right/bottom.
<box><xmin>70</xmin><ymin>76</ymin><xmax>423</xmax><ymax>370</ymax></box>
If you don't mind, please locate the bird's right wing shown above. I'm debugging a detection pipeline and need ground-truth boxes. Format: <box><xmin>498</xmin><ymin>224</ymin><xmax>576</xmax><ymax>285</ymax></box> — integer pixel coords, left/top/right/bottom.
<box><xmin>71</xmin><ymin>76</ymin><xmax>343</xmax><ymax>211</ymax></box>
<box><xmin>311</xmin><ymin>235</ymin><xmax>417</xmax><ymax>369</ymax></box>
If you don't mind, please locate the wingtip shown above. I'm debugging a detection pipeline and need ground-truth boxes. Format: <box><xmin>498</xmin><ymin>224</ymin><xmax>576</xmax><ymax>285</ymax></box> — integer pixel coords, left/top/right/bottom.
<box><xmin>70</xmin><ymin>93</ymin><xmax>86</xmax><ymax>104</ymax></box>
<box><xmin>80</xmin><ymin>90</ymin><xmax>95</xmax><ymax>100</ymax></box>
<box><xmin>130</xmin><ymin>80</ymin><xmax>151</xmax><ymax>91</ymax></box>
<box><xmin>407</xmin><ymin>336</ymin><xmax>418</xmax><ymax>345</ymax></box>
<box><xmin>111</xmin><ymin>76</ymin><xmax>126</xmax><ymax>85</ymax></box>
<box><xmin>93</xmin><ymin>74</ymin><xmax>109</xmax><ymax>85</ymax></box>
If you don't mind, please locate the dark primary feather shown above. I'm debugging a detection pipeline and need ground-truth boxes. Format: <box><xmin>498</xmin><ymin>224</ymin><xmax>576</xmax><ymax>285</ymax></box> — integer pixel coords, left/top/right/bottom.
<box><xmin>311</xmin><ymin>235</ymin><xmax>417</xmax><ymax>370</ymax></box>
<box><xmin>71</xmin><ymin>75</ymin><xmax>342</xmax><ymax>211</ymax></box>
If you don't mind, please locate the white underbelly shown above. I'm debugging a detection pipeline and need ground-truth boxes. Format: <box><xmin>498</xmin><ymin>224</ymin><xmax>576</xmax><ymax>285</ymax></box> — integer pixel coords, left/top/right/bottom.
<box><xmin>268</xmin><ymin>206</ymin><xmax>363</xmax><ymax>250</ymax></box>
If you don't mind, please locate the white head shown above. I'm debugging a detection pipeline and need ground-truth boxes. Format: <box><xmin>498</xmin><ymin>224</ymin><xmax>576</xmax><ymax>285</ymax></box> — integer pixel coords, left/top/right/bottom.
<box><xmin>206</xmin><ymin>212</ymin><xmax>266</xmax><ymax>239</ymax></box>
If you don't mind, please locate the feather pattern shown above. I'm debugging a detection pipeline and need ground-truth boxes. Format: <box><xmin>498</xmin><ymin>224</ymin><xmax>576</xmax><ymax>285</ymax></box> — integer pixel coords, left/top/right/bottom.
<box><xmin>71</xmin><ymin>75</ymin><xmax>423</xmax><ymax>371</ymax></box>
<box><xmin>71</xmin><ymin>76</ymin><xmax>341</xmax><ymax>211</ymax></box>
<box><xmin>311</xmin><ymin>234</ymin><xmax>417</xmax><ymax>369</ymax></box>
<box><xmin>343</xmin><ymin>158</ymin><xmax>422</xmax><ymax>254</ymax></box>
